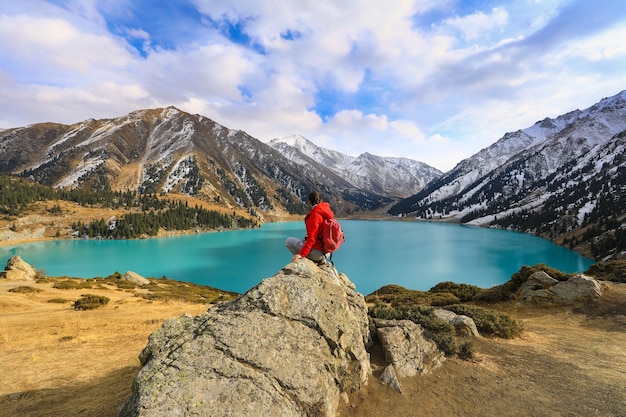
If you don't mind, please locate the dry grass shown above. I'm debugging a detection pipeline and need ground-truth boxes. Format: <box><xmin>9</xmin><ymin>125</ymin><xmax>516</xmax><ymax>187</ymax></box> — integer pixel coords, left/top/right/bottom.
<box><xmin>0</xmin><ymin>279</ymin><xmax>210</xmax><ymax>417</ymax></box>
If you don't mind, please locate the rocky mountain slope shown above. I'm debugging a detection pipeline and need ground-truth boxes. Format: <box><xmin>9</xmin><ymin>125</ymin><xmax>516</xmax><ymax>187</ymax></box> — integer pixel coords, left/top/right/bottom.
<box><xmin>389</xmin><ymin>91</ymin><xmax>626</xmax><ymax>260</ymax></box>
<box><xmin>0</xmin><ymin>109</ymin><xmax>439</xmax><ymax>216</ymax></box>
<box><xmin>269</xmin><ymin>135</ymin><xmax>442</xmax><ymax>198</ymax></box>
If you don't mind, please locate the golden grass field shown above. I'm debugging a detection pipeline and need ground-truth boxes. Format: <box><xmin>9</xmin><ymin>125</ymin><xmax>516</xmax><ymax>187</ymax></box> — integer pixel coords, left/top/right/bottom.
<box><xmin>1</xmin><ymin>276</ymin><xmax>625</xmax><ymax>417</ymax></box>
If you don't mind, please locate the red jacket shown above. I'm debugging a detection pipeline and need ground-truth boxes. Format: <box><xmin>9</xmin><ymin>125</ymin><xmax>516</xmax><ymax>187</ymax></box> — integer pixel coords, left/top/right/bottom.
<box><xmin>300</xmin><ymin>202</ymin><xmax>334</xmax><ymax>257</ymax></box>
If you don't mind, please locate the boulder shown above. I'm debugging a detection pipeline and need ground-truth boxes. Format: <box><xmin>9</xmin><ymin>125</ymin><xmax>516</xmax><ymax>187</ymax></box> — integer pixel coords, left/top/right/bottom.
<box><xmin>551</xmin><ymin>274</ymin><xmax>603</xmax><ymax>303</ymax></box>
<box><xmin>519</xmin><ymin>272</ymin><xmax>603</xmax><ymax>304</ymax></box>
<box><xmin>118</xmin><ymin>260</ymin><xmax>371</xmax><ymax>417</ymax></box>
<box><xmin>121</xmin><ymin>271</ymin><xmax>150</xmax><ymax>286</ymax></box>
<box><xmin>0</xmin><ymin>256</ymin><xmax>38</xmax><ymax>281</ymax></box>
<box><xmin>373</xmin><ymin>318</ymin><xmax>444</xmax><ymax>378</ymax></box>
<box><xmin>434</xmin><ymin>309</ymin><xmax>480</xmax><ymax>337</ymax></box>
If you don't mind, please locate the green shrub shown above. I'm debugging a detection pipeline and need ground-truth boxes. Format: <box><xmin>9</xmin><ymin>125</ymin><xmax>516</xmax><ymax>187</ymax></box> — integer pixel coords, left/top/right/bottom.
<box><xmin>48</xmin><ymin>298</ymin><xmax>70</xmax><ymax>304</ymax></box>
<box><xmin>429</xmin><ymin>281</ymin><xmax>483</xmax><ymax>301</ymax></box>
<box><xmin>366</xmin><ymin>284</ymin><xmax>460</xmax><ymax>307</ymax></box>
<box><xmin>73</xmin><ymin>294</ymin><xmax>110</xmax><ymax>310</ymax></box>
<box><xmin>584</xmin><ymin>260</ymin><xmax>626</xmax><ymax>283</ymax></box>
<box><xmin>8</xmin><ymin>286</ymin><xmax>41</xmax><ymax>294</ymax></box>
<box><xmin>444</xmin><ymin>304</ymin><xmax>524</xmax><ymax>339</ymax></box>
<box><xmin>458</xmin><ymin>341</ymin><xmax>474</xmax><ymax>360</ymax></box>
<box><xmin>53</xmin><ymin>279</ymin><xmax>93</xmax><ymax>290</ymax></box>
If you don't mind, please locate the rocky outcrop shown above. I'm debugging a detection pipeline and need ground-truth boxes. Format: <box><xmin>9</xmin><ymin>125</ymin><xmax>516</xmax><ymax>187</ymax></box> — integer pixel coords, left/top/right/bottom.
<box><xmin>520</xmin><ymin>272</ymin><xmax>604</xmax><ymax>304</ymax></box>
<box><xmin>0</xmin><ymin>256</ymin><xmax>38</xmax><ymax>281</ymax></box>
<box><xmin>372</xmin><ymin>318</ymin><xmax>444</xmax><ymax>378</ymax></box>
<box><xmin>121</xmin><ymin>271</ymin><xmax>150</xmax><ymax>286</ymax></box>
<box><xmin>118</xmin><ymin>260</ymin><xmax>372</xmax><ymax>417</ymax></box>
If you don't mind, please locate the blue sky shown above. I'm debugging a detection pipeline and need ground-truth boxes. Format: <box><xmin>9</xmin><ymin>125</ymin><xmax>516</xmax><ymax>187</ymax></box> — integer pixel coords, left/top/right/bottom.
<box><xmin>1</xmin><ymin>0</ymin><xmax>625</xmax><ymax>171</ymax></box>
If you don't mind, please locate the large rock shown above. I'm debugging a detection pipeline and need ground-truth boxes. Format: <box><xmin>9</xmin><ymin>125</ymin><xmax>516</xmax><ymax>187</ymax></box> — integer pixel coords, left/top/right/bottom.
<box><xmin>121</xmin><ymin>271</ymin><xmax>150</xmax><ymax>286</ymax></box>
<box><xmin>0</xmin><ymin>256</ymin><xmax>38</xmax><ymax>281</ymax></box>
<box><xmin>551</xmin><ymin>274</ymin><xmax>603</xmax><ymax>303</ymax></box>
<box><xmin>519</xmin><ymin>272</ymin><xmax>603</xmax><ymax>304</ymax></box>
<box><xmin>118</xmin><ymin>260</ymin><xmax>372</xmax><ymax>417</ymax></box>
<box><xmin>373</xmin><ymin>318</ymin><xmax>444</xmax><ymax>378</ymax></box>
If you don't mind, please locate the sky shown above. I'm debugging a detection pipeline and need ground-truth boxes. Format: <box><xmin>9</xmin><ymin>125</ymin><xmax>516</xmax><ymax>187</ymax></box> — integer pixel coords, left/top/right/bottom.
<box><xmin>1</xmin><ymin>0</ymin><xmax>626</xmax><ymax>172</ymax></box>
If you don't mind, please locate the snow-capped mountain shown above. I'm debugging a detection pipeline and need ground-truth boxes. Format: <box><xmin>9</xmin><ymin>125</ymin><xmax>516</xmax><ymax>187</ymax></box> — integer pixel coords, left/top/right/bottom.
<box><xmin>389</xmin><ymin>90</ymin><xmax>626</xmax><ymax>260</ymax></box>
<box><xmin>269</xmin><ymin>135</ymin><xmax>442</xmax><ymax>198</ymax></box>
<box><xmin>0</xmin><ymin>108</ymin><xmax>436</xmax><ymax>216</ymax></box>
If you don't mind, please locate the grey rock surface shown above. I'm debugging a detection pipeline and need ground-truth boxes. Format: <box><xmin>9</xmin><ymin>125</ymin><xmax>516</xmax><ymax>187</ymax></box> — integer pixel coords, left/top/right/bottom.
<box><xmin>118</xmin><ymin>260</ymin><xmax>372</xmax><ymax>417</ymax></box>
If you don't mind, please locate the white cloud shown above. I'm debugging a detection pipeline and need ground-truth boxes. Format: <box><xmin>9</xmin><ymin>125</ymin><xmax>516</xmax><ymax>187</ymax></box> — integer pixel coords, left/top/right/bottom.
<box><xmin>1</xmin><ymin>0</ymin><xmax>625</xmax><ymax>173</ymax></box>
<box><xmin>443</xmin><ymin>7</ymin><xmax>509</xmax><ymax>41</ymax></box>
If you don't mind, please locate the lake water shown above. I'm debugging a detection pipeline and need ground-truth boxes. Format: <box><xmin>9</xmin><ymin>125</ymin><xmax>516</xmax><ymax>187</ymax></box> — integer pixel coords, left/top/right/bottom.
<box><xmin>0</xmin><ymin>220</ymin><xmax>594</xmax><ymax>295</ymax></box>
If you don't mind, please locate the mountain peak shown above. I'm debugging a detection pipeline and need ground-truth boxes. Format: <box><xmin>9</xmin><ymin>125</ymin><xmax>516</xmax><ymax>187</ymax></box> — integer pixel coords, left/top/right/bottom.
<box><xmin>269</xmin><ymin>135</ymin><xmax>442</xmax><ymax>199</ymax></box>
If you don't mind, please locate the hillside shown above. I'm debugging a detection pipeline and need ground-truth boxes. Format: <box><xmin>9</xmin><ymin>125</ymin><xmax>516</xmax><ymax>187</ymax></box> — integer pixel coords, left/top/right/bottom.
<box><xmin>1</xmin><ymin>272</ymin><xmax>625</xmax><ymax>417</ymax></box>
<box><xmin>389</xmin><ymin>90</ymin><xmax>626</xmax><ymax>261</ymax></box>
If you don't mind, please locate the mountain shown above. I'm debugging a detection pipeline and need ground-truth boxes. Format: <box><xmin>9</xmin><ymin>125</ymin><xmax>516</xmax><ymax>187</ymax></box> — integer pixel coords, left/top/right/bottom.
<box><xmin>269</xmin><ymin>135</ymin><xmax>442</xmax><ymax>199</ymax></box>
<box><xmin>389</xmin><ymin>91</ymin><xmax>626</xmax><ymax>261</ymax></box>
<box><xmin>0</xmin><ymin>108</ymin><xmax>436</xmax><ymax>216</ymax></box>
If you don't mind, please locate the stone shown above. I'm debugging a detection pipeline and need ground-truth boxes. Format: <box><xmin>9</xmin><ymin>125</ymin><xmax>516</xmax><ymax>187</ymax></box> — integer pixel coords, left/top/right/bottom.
<box><xmin>118</xmin><ymin>259</ymin><xmax>371</xmax><ymax>417</ymax></box>
<box><xmin>121</xmin><ymin>271</ymin><xmax>150</xmax><ymax>286</ymax></box>
<box><xmin>434</xmin><ymin>309</ymin><xmax>480</xmax><ymax>338</ymax></box>
<box><xmin>379</xmin><ymin>364</ymin><xmax>403</xmax><ymax>393</ymax></box>
<box><xmin>0</xmin><ymin>256</ymin><xmax>38</xmax><ymax>281</ymax></box>
<box><xmin>551</xmin><ymin>274</ymin><xmax>603</xmax><ymax>302</ymax></box>
<box><xmin>519</xmin><ymin>272</ymin><xmax>604</xmax><ymax>304</ymax></box>
<box><xmin>527</xmin><ymin>271</ymin><xmax>559</xmax><ymax>288</ymax></box>
<box><xmin>373</xmin><ymin>318</ymin><xmax>444</xmax><ymax>378</ymax></box>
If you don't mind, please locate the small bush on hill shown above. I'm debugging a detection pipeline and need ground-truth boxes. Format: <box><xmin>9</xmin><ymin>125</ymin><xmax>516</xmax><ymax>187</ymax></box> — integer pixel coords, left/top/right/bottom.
<box><xmin>429</xmin><ymin>281</ymin><xmax>483</xmax><ymax>302</ymax></box>
<box><xmin>47</xmin><ymin>298</ymin><xmax>70</xmax><ymax>304</ymax></box>
<box><xmin>8</xmin><ymin>286</ymin><xmax>42</xmax><ymax>294</ymax></box>
<box><xmin>584</xmin><ymin>260</ymin><xmax>626</xmax><ymax>283</ymax></box>
<box><xmin>458</xmin><ymin>341</ymin><xmax>474</xmax><ymax>361</ymax></box>
<box><xmin>74</xmin><ymin>294</ymin><xmax>110</xmax><ymax>310</ymax></box>
<box><xmin>53</xmin><ymin>279</ymin><xmax>93</xmax><ymax>290</ymax></box>
<box><xmin>366</xmin><ymin>285</ymin><xmax>460</xmax><ymax>306</ymax></box>
<box><xmin>444</xmin><ymin>304</ymin><xmax>524</xmax><ymax>339</ymax></box>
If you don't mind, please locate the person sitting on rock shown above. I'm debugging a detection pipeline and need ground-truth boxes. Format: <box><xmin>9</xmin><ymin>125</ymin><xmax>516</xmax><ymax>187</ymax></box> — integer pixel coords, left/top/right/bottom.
<box><xmin>285</xmin><ymin>191</ymin><xmax>334</xmax><ymax>264</ymax></box>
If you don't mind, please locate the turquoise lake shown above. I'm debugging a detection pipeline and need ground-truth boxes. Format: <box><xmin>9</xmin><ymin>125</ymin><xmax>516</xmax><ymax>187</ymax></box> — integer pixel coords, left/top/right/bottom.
<box><xmin>0</xmin><ymin>220</ymin><xmax>594</xmax><ymax>295</ymax></box>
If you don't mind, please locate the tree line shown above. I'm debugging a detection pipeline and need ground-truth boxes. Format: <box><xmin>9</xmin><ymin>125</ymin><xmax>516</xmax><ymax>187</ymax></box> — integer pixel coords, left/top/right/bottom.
<box><xmin>1</xmin><ymin>174</ymin><xmax>257</xmax><ymax>239</ymax></box>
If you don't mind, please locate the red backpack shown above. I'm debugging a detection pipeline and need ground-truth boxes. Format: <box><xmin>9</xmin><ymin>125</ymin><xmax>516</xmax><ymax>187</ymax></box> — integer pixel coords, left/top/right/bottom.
<box><xmin>320</xmin><ymin>218</ymin><xmax>345</xmax><ymax>254</ymax></box>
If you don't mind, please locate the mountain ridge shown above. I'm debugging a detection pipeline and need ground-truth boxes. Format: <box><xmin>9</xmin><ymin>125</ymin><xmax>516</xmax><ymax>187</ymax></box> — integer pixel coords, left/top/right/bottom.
<box><xmin>0</xmin><ymin>108</ymin><xmax>440</xmax><ymax>216</ymax></box>
<box><xmin>389</xmin><ymin>90</ymin><xmax>626</xmax><ymax>261</ymax></box>
<box><xmin>269</xmin><ymin>135</ymin><xmax>442</xmax><ymax>199</ymax></box>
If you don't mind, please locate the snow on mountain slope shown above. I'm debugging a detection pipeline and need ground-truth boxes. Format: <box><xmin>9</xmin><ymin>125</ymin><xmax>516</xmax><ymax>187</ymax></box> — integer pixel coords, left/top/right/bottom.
<box><xmin>388</xmin><ymin>90</ymin><xmax>626</xmax><ymax>260</ymax></box>
<box><xmin>390</xmin><ymin>90</ymin><xmax>626</xmax><ymax>215</ymax></box>
<box><xmin>269</xmin><ymin>135</ymin><xmax>442</xmax><ymax>198</ymax></box>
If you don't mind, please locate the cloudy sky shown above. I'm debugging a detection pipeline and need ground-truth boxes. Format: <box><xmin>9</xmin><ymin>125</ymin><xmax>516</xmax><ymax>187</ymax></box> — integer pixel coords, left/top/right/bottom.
<box><xmin>1</xmin><ymin>0</ymin><xmax>625</xmax><ymax>171</ymax></box>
